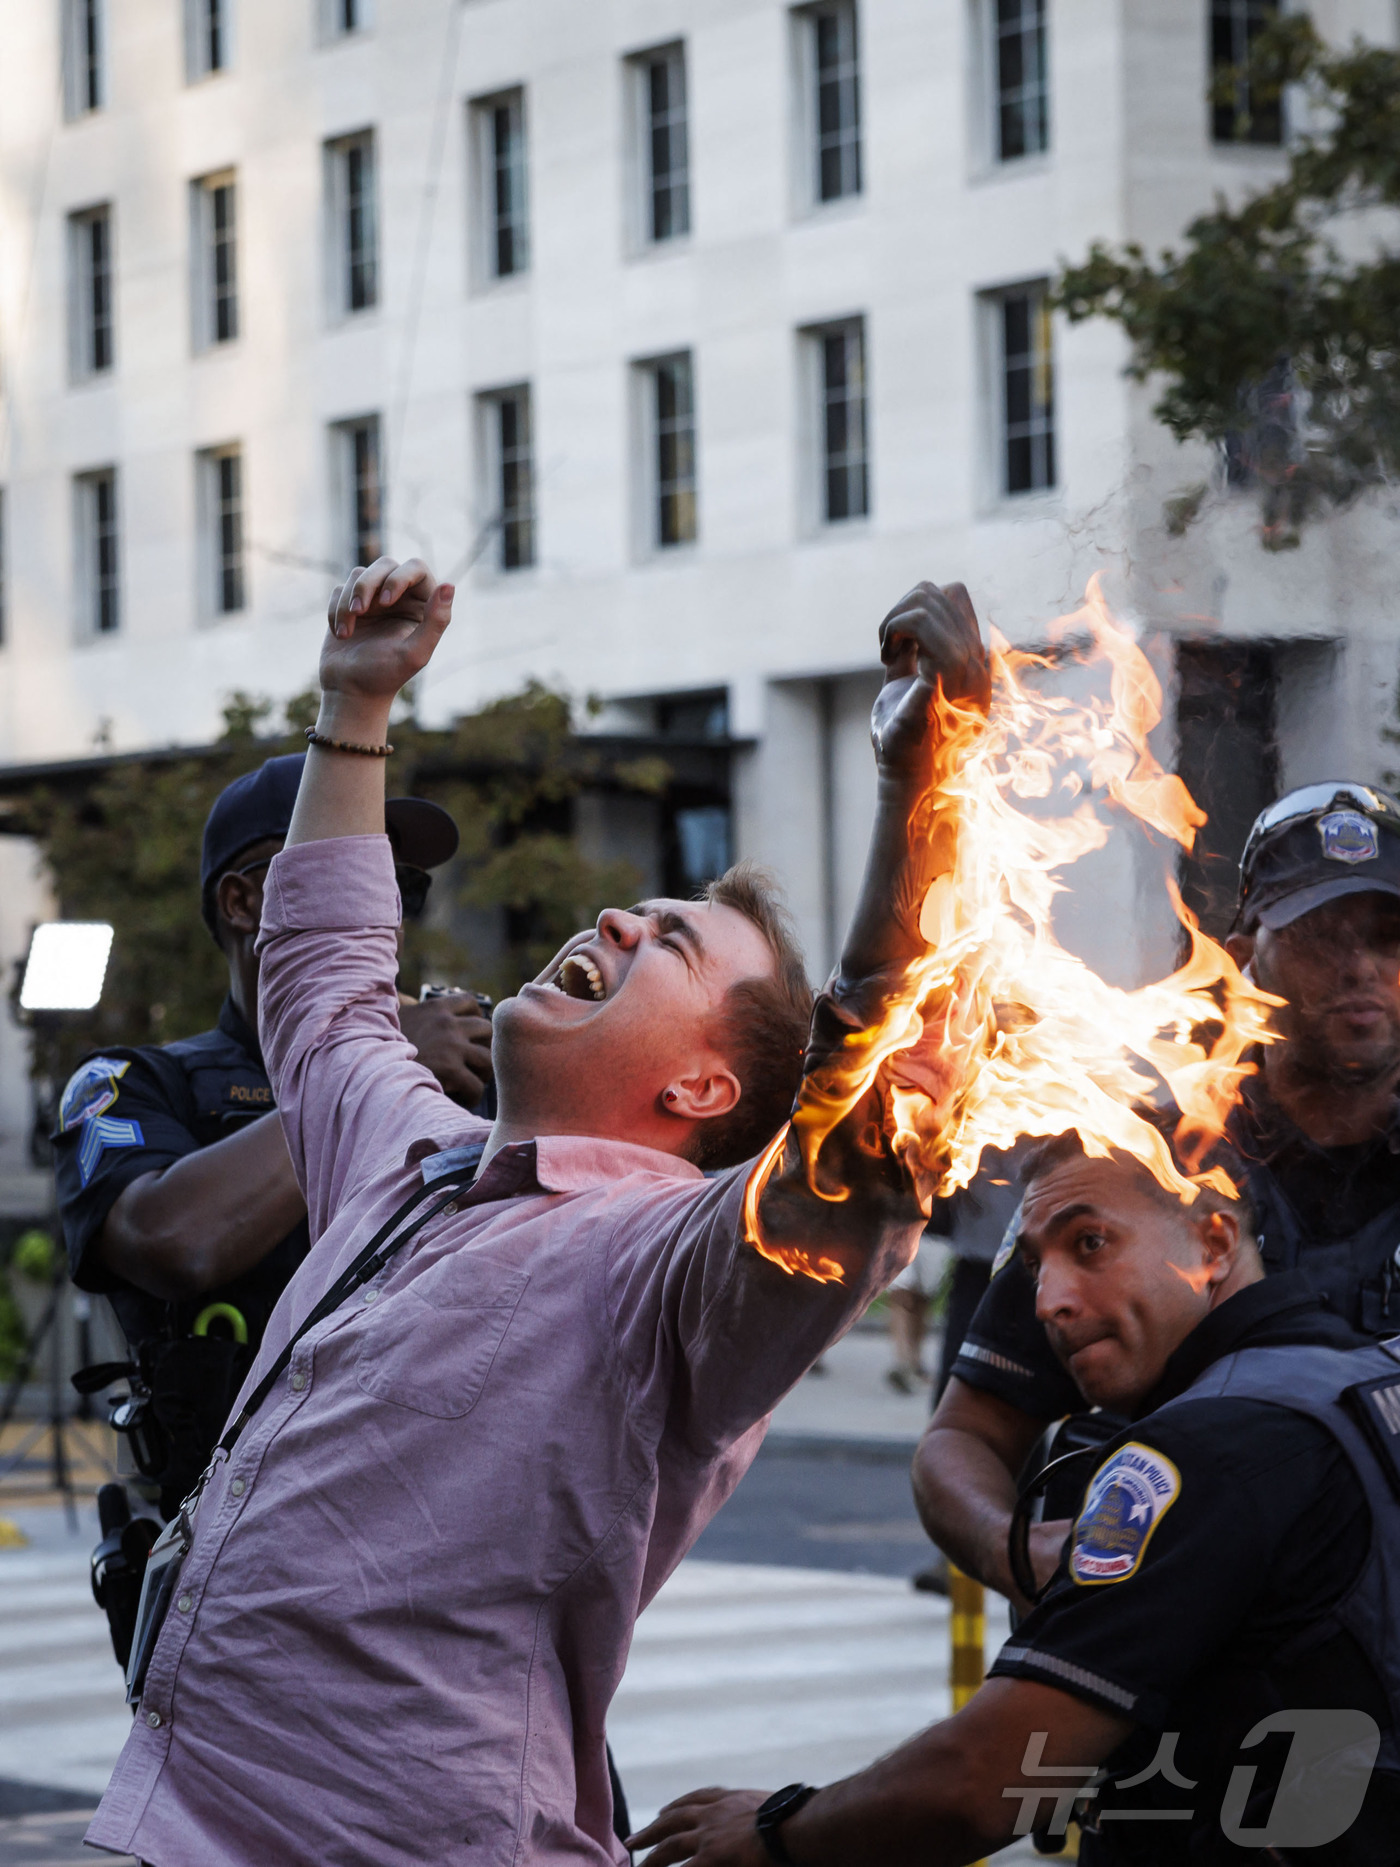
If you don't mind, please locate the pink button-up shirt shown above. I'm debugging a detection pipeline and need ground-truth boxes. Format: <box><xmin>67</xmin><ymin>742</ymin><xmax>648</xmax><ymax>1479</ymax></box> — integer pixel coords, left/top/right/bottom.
<box><xmin>89</xmin><ymin>837</ymin><xmax>910</xmax><ymax>1866</ymax></box>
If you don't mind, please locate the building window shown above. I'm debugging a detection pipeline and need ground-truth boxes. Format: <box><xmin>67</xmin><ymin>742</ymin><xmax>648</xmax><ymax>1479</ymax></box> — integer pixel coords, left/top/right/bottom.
<box><xmin>480</xmin><ymin>387</ymin><xmax>535</xmax><ymax>571</ymax></box>
<box><xmin>75</xmin><ymin>468</ymin><xmax>120</xmax><ymax>636</ymax></box>
<box><xmin>633</xmin><ymin>45</ymin><xmax>690</xmax><ymax>243</ymax></box>
<box><xmin>801</xmin><ymin>2</ymin><xmax>862</xmax><ymax>204</ymax></box>
<box><xmin>993</xmin><ymin>286</ymin><xmax>1055</xmax><ymax>495</ymax></box>
<box><xmin>992</xmin><ymin>0</ymin><xmax>1049</xmax><ymax>160</ymax></box>
<box><xmin>324</xmin><ymin>0</ymin><xmax>369</xmax><ymax>33</ymax></box>
<box><xmin>186</xmin><ymin>0</ymin><xmax>231</xmax><ymax>80</ymax></box>
<box><xmin>1211</xmin><ymin>0</ymin><xmax>1283</xmax><ymax>145</ymax></box>
<box><xmin>68</xmin><ymin>205</ymin><xmax>114</xmax><ymax>381</ymax></box>
<box><xmin>807</xmin><ymin>320</ymin><xmax>868</xmax><ymax>523</ymax></box>
<box><xmin>639</xmin><ymin>355</ymin><xmax>697</xmax><ymax>549</ymax></box>
<box><xmin>333</xmin><ymin>417</ymin><xmax>383</xmax><ymax>566</ymax></box>
<box><xmin>192</xmin><ymin>173</ymin><xmax>238</xmax><ymax>347</ymax></box>
<box><xmin>474</xmin><ymin>91</ymin><xmax>529</xmax><ymax>279</ymax></box>
<box><xmin>197</xmin><ymin>447</ymin><xmax>245</xmax><ymax>615</ymax></box>
<box><xmin>327</xmin><ymin>131</ymin><xmax>378</xmax><ymax>314</ymax></box>
<box><xmin>63</xmin><ymin>0</ymin><xmax>105</xmax><ymax>117</ymax></box>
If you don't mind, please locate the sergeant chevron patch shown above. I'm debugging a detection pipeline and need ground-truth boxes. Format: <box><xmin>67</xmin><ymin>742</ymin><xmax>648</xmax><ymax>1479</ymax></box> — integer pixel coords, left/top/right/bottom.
<box><xmin>77</xmin><ymin>1115</ymin><xmax>144</xmax><ymax>1188</ymax></box>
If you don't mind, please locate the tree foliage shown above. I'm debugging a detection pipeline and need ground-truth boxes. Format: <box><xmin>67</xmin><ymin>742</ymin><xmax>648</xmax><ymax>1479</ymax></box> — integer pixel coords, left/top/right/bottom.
<box><xmin>12</xmin><ymin>686</ymin><xmax>660</xmax><ymax>1122</ymax></box>
<box><xmin>1056</xmin><ymin>16</ymin><xmax>1400</xmax><ymax>545</ymax></box>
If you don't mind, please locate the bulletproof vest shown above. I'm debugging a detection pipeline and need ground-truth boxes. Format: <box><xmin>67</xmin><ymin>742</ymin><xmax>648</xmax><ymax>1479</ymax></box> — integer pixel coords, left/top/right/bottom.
<box><xmin>1159</xmin><ymin>1340</ymin><xmax>1400</xmax><ymax>1798</ymax></box>
<box><xmin>1247</xmin><ymin>1162</ymin><xmax>1400</xmax><ymax>1337</ymax></box>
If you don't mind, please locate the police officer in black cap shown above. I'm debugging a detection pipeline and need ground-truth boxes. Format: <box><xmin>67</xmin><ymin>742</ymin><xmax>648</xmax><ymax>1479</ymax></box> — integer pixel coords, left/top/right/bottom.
<box><xmin>911</xmin><ymin>781</ymin><xmax>1400</xmax><ymax>1607</ymax></box>
<box><xmin>632</xmin><ymin>1120</ymin><xmax>1400</xmax><ymax>1867</ymax></box>
<box><xmin>53</xmin><ymin>754</ymin><xmax>492</xmax><ymax>1537</ymax></box>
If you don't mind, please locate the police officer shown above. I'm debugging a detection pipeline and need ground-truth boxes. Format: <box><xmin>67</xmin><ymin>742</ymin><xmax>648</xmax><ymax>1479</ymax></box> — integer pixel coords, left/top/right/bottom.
<box><xmin>913</xmin><ymin>781</ymin><xmax>1400</xmax><ymax>1607</ymax></box>
<box><xmin>54</xmin><ymin>753</ymin><xmax>492</xmax><ymax>1524</ymax></box>
<box><xmin>629</xmin><ymin>1126</ymin><xmax>1400</xmax><ymax>1867</ymax></box>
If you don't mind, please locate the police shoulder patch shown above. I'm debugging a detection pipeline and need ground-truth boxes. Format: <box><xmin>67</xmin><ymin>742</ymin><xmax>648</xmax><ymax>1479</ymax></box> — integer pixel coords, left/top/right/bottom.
<box><xmin>1070</xmin><ymin>1441</ymin><xmax>1181</xmax><ymax>1586</ymax></box>
<box><xmin>58</xmin><ymin>1057</ymin><xmax>131</xmax><ymax>1133</ymax></box>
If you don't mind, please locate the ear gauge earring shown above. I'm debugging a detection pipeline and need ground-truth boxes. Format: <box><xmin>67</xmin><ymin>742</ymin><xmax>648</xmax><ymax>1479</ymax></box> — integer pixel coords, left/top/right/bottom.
<box><xmin>663</xmin><ymin>1090</ymin><xmax>677</xmax><ymax>1107</ymax></box>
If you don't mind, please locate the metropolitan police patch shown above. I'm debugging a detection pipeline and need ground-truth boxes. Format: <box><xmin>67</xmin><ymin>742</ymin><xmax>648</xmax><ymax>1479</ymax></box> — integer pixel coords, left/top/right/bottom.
<box><xmin>58</xmin><ymin>1057</ymin><xmax>131</xmax><ymax>1132</ymax></box>
<box><xmin>1070</xmin><ymin>1442</ymin><xmax>1181</xmax><ymax>1585</ymax></box>
<box><xmin>1319</xmin><ymin>810</ymin><xmax>1380</xmax><ymax>865</ymax></box>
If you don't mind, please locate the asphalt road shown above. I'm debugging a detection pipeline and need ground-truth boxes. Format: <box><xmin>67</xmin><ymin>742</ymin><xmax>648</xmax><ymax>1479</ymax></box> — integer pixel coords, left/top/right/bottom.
<box><xmin>692</xmin><ymin>1433</ymin><xmax>939</xmax><ymax>1578</ymax></box>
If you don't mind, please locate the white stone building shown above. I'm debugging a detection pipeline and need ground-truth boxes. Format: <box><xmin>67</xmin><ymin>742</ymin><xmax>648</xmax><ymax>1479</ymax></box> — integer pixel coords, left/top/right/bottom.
<box><xmin>0</xmin><ymin>0</ymin><xmax>1398</xmax><ymax>1191</ymax></box>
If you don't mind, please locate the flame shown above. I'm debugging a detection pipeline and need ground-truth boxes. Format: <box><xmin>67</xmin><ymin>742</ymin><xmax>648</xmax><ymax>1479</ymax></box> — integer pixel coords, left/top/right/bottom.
<box><xmin>1170</xmin><ymin>1260</ymin><xmax>1217</xmax><ymax>1296</ymax></box>
<box><xmin>745</xmin><ymin>574</ymin><xmax>1284</xmax><ymax>1267</ymax></box>
<box><xmin>742</xmin><ymin>1123</ymin><xmax>850</xmax><ymax>1283</ymax></box>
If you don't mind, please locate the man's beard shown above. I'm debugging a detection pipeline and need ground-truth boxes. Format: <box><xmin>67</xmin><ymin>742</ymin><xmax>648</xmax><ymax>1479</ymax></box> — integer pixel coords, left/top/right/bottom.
<box><xmin>1281</xmin><ymin>1012</ymin><xmax>1400</xmax><ymax>1093</ymax></box>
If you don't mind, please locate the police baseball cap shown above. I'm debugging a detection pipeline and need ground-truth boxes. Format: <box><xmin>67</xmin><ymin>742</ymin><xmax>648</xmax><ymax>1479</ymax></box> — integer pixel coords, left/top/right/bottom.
<box><xmin>200</xmin><ymin>753</ymin><xmax>459</xmax><ymax>916</ymax></box>
<box><xmin>1233</xmin><ymin>781</ymin><xmax>1400</xmax><ymax>933</ymax></box>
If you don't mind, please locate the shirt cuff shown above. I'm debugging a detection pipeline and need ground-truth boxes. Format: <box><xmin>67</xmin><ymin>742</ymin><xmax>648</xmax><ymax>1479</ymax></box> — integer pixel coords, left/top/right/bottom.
<box><xmin>259</xmin><ymin>835</ymin><xmax>401</xmax><ymax>941</ymax></box>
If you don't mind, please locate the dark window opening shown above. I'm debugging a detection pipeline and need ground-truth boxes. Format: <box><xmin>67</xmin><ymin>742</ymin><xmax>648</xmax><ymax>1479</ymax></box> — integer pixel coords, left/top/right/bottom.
<box><xmin>79</xmin><ymin>0</ymin><xmax>103</xmax><ymax>110</ymax></box>
<box><xmin>653</xmin><ymin>355</ymin><xmax>697</xmax><ymax>547</ymax></box>
<box><xmin>487</xmin><ymin>97</ymin><xmax>529</xmax><ymax>277</ymax></box>
<box><xmin>491</xmin><ymin>389</ymin><xmax>535</xmax><ymax>571</ymax></box>
<box><xmin>820</xmin><ymin>323</ymin><xmax>868</xmax><ymax>521</ymax></box>
<box><xmin>813</xmin><ymin>2</ymin><xmax>862</xmax><ymax>202</ymax></box>
<box><xmin>214</xmin><ymin>451</ymin><xmax>244</xmax><ymax>612</ymax></box>
<box><xmin>995</xmin><ymin>0</ymin><xmax>1048</xmax><ymax>160</ymax></box>
<box><xmin>1175</xmin><ymin>641</ymin><xmax>1280</xmax><ymax>939</ymax></box>
<box><xmin>345</xmin><ymin>138</ymin><xmax>377</xmax><ymax>310</ymax></box>
<box><xmin>1211</xmin><ymin>0</ymin><xmax>1283</xmax><ymax>146</ymax></box>
<box><xmin>657</xmin><ymin>692</ymin><xmax>729</xmax><ymax>740</ymax></box>
<box><xmin>1000</xmin><ymin>288</ymin><xmax>1054</xmax><ymax>494</ymax></box>
<box><xmin>642</xmin><ymin>48</ymin><xmax>690</xmax><ymax>242</ymax></box>
<box><xmin>663</xmin><ymin>789</ymin><xmax>733</xmax><ymax>897</ymax></box>
<box><xmin>210</xmin><ymin>181</ymin><xmax>238</xmax><ymax>342</ymax></box>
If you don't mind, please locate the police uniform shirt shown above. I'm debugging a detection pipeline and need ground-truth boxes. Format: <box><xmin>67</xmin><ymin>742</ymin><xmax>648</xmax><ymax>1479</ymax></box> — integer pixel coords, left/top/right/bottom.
<box><xmin>950</xmin><ymin>1079</ymin><xmax>1400</xmax><ymax>1421</ymax></box>
<box><xmin>53</xmin><ymin>995</ymin><xmax>310</xmax><ymax>1352</ymax></box>
<box><xmin>988</xmin><ymin>1275</ymin><xmax>1400</xmax><ymax>1863</ymax></box>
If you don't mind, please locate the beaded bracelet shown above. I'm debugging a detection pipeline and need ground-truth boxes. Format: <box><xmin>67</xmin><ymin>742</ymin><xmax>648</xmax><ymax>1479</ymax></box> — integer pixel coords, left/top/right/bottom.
<box><xmin>304</xmin><ymin>726</ymin><xmax>395</xmax><ymax>758</ymax></box>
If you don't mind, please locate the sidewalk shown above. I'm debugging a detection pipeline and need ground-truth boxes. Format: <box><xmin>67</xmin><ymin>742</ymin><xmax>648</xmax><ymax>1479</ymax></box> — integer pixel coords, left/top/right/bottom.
<box><xmin>768</xmin><ymin>1315</ymin><xmax>934</xmax><ymax>1447</ymax></box>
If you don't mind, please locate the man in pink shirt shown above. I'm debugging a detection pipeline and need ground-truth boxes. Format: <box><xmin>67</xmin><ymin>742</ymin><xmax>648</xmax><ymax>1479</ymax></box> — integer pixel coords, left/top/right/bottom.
<box><xmin>89</xmin><ymin>557</ymin><xmax>988</xmax><ymax>1866</ymax></box>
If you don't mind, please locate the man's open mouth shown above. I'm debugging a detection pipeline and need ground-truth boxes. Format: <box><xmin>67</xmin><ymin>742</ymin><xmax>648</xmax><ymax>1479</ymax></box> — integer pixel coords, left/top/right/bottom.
<box><xmin>553</xmin><ymin>954</ymin><xmax>606</xmax><ymax>1003</ymax></box>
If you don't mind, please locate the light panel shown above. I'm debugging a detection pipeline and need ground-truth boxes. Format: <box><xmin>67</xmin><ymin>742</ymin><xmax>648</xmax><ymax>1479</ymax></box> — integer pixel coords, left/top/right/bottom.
<box><xmin>19</xmin><ymin>922</ymin><xmax>114</xmax><ymax>1012</ymax></box>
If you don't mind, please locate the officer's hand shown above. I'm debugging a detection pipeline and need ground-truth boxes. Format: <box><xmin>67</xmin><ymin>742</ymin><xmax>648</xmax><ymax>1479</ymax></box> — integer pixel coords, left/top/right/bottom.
<box><xmin>322</xmin><ymin>557</ymin><xmax>453</xmax><ymax>701</ymax></box>
<box><xmin>1030</xmin><ymin>1517</ymin><xmax>1073</xmax><ymax>1592</ymax></box>
<box><xmin>628</xmin><ymin>1789</ymin><xmax>769</xmax><ymax>1867</ymax></box>
<box><xmin>400</xmin><ymin>996</ymin><xmax>493</xmax><ymax>1108</ymax></box>
<box><xmin>872</xmin><ymin>582</ymin><xmax>992</xmax><ymax>784</ymax></box>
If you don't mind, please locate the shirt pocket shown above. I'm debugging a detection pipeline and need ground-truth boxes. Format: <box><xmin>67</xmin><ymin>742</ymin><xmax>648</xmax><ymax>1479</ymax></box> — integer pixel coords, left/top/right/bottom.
<box><xmin>355</xmin><ymin>1265</ymin><xmax>530</xmax><ymax>1419</ymax></box>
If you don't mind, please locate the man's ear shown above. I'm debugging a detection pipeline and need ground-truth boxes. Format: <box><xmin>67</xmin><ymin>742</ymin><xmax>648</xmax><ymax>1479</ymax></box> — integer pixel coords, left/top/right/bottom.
<box><xmin>1195</xmin><ymin>1207</ymin><xmax>1240</xmax><ymax>1286</ymax></box>
<box><xmin>216</xmin><ymin>870</ymin><xmax>264</xmax><ymax>941</ymax></box>
<box><xmin>661</xmin><ymin>1065</ymin><xmax>742</xmax><ymax>1123</ymax></box>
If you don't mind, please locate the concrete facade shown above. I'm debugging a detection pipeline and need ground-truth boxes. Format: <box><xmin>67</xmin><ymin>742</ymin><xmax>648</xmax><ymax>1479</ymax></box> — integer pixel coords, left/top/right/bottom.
<box><xmin>1</xmin><ymin>0</ymin><xmax>1399</xmax><ymax>1175</ymax></box>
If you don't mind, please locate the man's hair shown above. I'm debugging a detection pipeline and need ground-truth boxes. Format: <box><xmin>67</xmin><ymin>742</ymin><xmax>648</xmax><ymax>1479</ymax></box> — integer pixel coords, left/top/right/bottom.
<box><xmin>1019</xmin><ymin>1107</ymin><xmax>1257</xmax><ymax>1237</ymax></box>
<box><xmin>688</xmin><ymin>862</ymin><xmax>813</xmax><ymax>1171</ymax></box>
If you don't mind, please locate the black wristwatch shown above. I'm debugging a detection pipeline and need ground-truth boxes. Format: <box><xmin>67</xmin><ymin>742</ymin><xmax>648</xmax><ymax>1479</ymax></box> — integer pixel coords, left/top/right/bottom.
<box><xmin>754</xmin><ymin>1783</ymin><xmax>819</xmax><ymax>1865</ymax></box>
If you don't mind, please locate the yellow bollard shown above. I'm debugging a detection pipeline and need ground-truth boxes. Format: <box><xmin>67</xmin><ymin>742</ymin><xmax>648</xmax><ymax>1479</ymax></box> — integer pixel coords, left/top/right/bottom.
<box><xmin>948</xmin><ymin>1562</ymin><xmax>985</xmax><ymax>1711</ymax></box>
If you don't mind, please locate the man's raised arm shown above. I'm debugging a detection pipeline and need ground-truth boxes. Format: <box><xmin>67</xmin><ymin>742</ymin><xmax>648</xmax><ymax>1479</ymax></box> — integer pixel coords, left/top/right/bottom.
<box><xmin>256</xmin><ymin>559</ymin><xmax>459</xmax><ymax>1231</ymax></box>
<box><xmin>750</xmin><ymin>581</ymin><xmax>991</xmax><ymax>1274</ymax></box>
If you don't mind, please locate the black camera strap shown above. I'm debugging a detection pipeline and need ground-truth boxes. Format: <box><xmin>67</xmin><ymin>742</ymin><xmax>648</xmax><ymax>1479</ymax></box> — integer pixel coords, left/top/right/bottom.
<box><xmin>213</xmin><ymin>1167</ymin><xmax>479</xmax><ymax>1465</ymax></box>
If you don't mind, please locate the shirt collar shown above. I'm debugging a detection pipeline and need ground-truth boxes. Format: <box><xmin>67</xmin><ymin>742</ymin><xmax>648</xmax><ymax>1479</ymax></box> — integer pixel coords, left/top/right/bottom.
<box><xmin>1132</xmin><ymin>1270</ymin><xmax>1335</xmax><ymax>1417</ymax></box>
<box><xmin>409</xmin><ymin>1132</ymin><xmax>703</xmax><ymax>1196</ymax></box>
